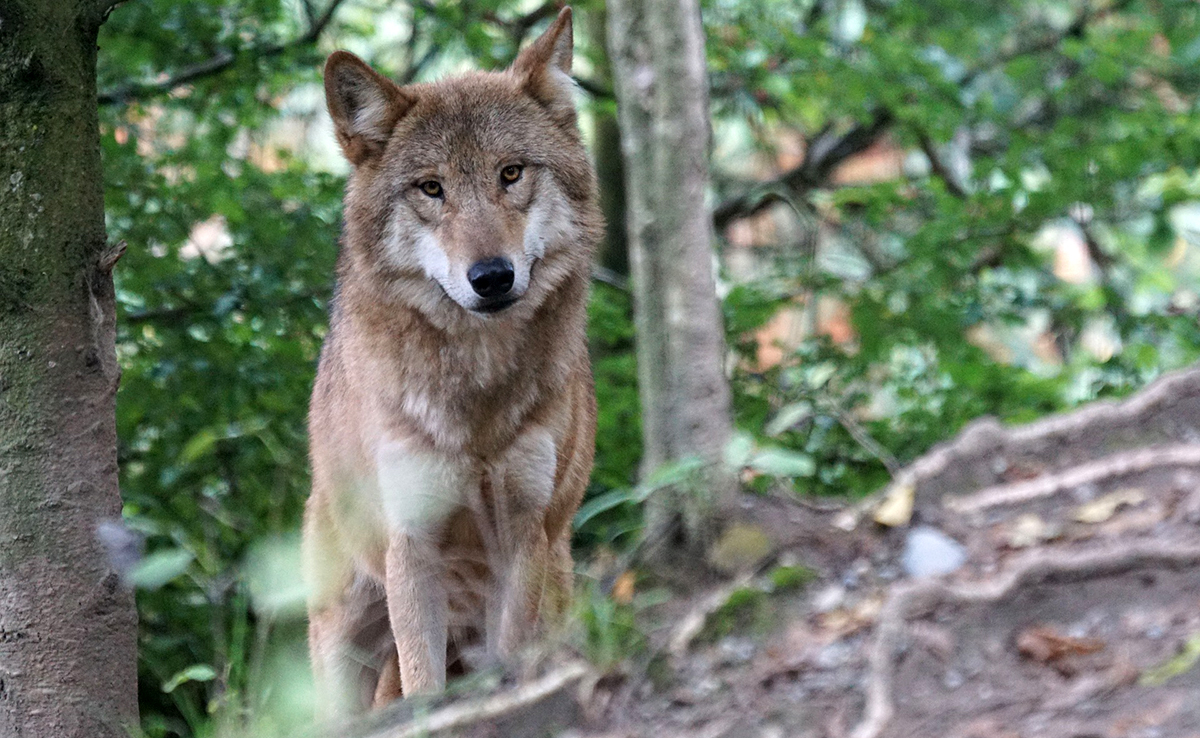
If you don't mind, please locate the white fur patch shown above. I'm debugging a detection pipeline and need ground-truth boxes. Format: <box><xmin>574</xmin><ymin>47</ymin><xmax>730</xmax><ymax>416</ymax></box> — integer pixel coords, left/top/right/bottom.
<box><xmin>414</xmin><ymin>231</ymin><xmax>450</xmax><ymax>284</ymax></box>
<box><xmin>347</xmin><ymin>82</ymin><xmax>392</xmax><ymax>142</ymax></box>
<box><xmin>523</xmin><ymin>181</ymin><xmax>577</xmax><ymax>261</ymax></box>
<box><xmin>549</xmin><ymin>68</ymin><xmax>578</xmax><ymax>104</ymax></box>
<box><xmin>375</xmin><ymin>440</ymin><xmax>473</xmax><ymax>532</ymax></box>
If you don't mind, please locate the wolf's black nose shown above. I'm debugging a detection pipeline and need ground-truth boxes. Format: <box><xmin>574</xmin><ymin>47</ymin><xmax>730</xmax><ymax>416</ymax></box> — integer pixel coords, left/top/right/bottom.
<box><xmin>467</xmin><ymin>258</ymin><xmax>515</xmax><ymax>298</ymax></box>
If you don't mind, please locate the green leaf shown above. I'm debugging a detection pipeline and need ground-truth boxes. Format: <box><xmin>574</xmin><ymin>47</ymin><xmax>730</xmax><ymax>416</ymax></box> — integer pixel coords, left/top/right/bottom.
<box><xmin>639</xmin><ymin>456</ymin><xmax>706</xmax><ymax>495</ymax></box>
<box><xmin>574</xmin><ymin>488</ymin><xmax>637</xmax><ymax>530</ymax></box>
<box><xmin>1140</xmin><ymin>634</ymin><xmax>1200</xmax><ymax>686</ymax></box>
<box><xmin>724</xmin><ymin>432</ymin><xmax>756</xmax><ymax>467</ymax></box>
<box><xmin>129</xmin><ymin>548</ymin><xmax>194</xmax><ymax>590</ymax></box>
<box><xmin>748</xmin><ymin>448</ymin><xmax>816</xmax><ymax>478</ymax></box>
<box><xmin>161</xmin><ymin>664</ymin><xmax>217</xmax><ymax>694</ymax></box>
<box><xmin>765</xmin><ymin>401</ymin><xmax>813</xmax><ymax>436</ymax></box>
<box><xmin>179</xmin><ymin>428</ymin><xmax>219</xmax><ymax>464</ymax></box>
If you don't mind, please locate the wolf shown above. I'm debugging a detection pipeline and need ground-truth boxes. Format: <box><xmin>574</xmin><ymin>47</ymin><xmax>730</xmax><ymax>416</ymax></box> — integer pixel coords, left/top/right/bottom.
<box><xmin>303</xmin><ymin>7</ymin><xmax>600</xmax><ymax>716</ymax></box>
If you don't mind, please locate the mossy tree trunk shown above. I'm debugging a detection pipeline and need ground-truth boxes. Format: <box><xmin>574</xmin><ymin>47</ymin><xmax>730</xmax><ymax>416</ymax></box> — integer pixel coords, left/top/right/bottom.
<box><xmin>606</xmin><ymin>0</ymin><xmax>735</xmax><ymax>554</ymax></box>
<box><xmin>0</xmin><ymin>1</ymin><xmax>137</xmax><ymax>736</ymax></box>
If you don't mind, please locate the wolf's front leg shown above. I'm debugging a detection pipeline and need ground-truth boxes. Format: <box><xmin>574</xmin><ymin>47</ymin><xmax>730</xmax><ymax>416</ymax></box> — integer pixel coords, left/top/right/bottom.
<box><xmin>487</xmin><ymin>428</ymin><xmax>558</xmax><ymax>658</ymax></box>
<box><xmin>384</xmin><ymin>532</ymin><xmax>447</xmax><ymax>694</ymax></box>
<box><xmin>376</xmin><ymin>439</ymin><xmax>471</xmax><ymax>696</ymax></box>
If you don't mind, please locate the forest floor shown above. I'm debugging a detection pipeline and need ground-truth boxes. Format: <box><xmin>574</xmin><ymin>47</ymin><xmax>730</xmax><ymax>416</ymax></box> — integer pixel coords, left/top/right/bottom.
<box><xmin>359</xmin><ymin>368</ymin><xmax>1200</xmax><ymax>738</ymax></box>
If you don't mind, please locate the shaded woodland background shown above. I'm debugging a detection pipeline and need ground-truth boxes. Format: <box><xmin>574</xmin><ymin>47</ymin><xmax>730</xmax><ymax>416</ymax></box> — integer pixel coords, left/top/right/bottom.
<box><xmin>8</xmin><ymin>0</ymin><xmax>1200</xmax><ymax>735</ymax></box>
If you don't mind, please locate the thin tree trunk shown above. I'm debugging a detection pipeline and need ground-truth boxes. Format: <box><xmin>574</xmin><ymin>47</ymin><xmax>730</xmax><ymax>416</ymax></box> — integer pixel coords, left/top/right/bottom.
<box><xmin>606</xmin><ymin>0</ymin><xmax>735</xmax><ymax>553</ymax></box>
<box><xmin>582</xmin><ymin>7</ymin><xmax>628</xmax><ymax>277</ymax></box>
<box><xmin>0</xmin><ymin>2</ymin><xmax>138</xmax><ymax>736</ymax></box>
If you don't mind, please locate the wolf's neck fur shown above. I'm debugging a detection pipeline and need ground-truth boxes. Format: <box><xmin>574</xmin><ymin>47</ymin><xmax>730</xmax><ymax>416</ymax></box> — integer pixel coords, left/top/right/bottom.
<box><xmin>332</xmin><ymin>262</ymin><xmax>589</xmax><ymax>453</ymax></box>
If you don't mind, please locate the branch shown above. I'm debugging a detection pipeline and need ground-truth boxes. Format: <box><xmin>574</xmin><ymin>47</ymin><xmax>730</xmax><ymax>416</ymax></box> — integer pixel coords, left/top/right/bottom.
<box><xmin>357</xmin><ymin>662</ymin><xmax>590</xmax><ymax>738</ymax></box>
<box><xmin>916</xmin><ymin>130</ymin><xmax>969</xmax><ymax>199</ymax></box>
<box><xmin>712</xmin><ymin>108</ymin><xmax>893</xmax><ymax>230</ymax></box>
<box><xmin>98</xmin><ymin>0</ymin><xmax>349</xmax><ymax>105</ymax></box>
<box><xmin>399</xmin><ymin>43</ymin><xmax>439</xmax><ymax>85</ymax></box>
<box><xmin>712</xmin><ymin>0</ymin><xmax>1134</xmax><ymax>230</ymax></box>
<box><xmin>483</xmin><ymin>1</ymin><xmax>560</xmax><ymax>49</ymax></box>
<box><xmin>958</xmin><ymin>0</ymin><xmax>1134</xmax><ymax>88</ymax></box>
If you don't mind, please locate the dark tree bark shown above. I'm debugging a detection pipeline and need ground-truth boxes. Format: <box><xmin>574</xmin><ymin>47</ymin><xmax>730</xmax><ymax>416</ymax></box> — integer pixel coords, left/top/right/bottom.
<box><xmin>607</xmin><ymin>0</ymin><xmax>735</xmax><ymax>552</ymax></box>
<box><xmin>0</xmin><ymin>1</ymin><xmax>138</xmax><ymax>736</ymax></box>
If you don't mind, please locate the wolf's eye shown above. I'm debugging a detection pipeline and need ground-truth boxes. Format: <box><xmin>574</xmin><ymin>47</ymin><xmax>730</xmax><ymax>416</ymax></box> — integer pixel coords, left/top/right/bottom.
<box><xmin>418</xmin><ymin>181</ymin><xmax>443</xmax><ymax>198</ymax></box>
<box><xmin>500</xmin><ymin>165</ymin><xmax>523</xmax><ymax>185</ymax></box>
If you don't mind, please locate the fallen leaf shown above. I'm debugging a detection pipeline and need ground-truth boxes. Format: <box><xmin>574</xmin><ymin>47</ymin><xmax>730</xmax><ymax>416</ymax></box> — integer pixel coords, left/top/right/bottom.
<box><xmin>1074</xmin><ymin>488</ymin><xmax>1146</xmax><ymax>524</ymax></box>
<box><xmin>873</xmin><ymin>482</ymin><xmax>915</xmax><ymax>527</ymax></box>
<box><xmin>1007</xmin><ymin>513</ymin><xmax>1060</xmax><ymax>548</ymax></box>
<box><xmin>1017</xmin><ymin>625</ymin><xmax>1105</xmax><ymax>676</ymax></box>
<box><xmin>817</xmin><ymin>594</ymin><xmax>883</xmax><ymax>637</ymax></box>
<box><xmin>611</xmin><ymin>571</ymin><xmax>635</xmax><ymax>605</ymax></box>
<box><xmin>1140</xmin><ymin>633</ymin><xmax>1200</xmax><ymax>686</ymax></box>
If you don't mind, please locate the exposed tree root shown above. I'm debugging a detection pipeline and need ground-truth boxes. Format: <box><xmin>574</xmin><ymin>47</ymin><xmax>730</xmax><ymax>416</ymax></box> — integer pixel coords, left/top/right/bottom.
<box><xmin>360</xmin><ymin>661</ymin><xmax>591</xmax><ymax>738</ymax></box>
<box><xmin>667</xmin><ymin>573</ymin><xmax>755</xmax><ymax>657</ymax></box>
<box><xmin>849</xmin><ymin>541</ymin><xmax>1200</xmax><ymax>738</ymax></box>
<box><xmin>874</xmin><ymin>368</ymin><xmax>1200</xmax><ymax>509</ymax></box>
<box><xmin>945</xmin><ymin>443</ymin><xmax>1200</xmax><ymax>515</ymax></box>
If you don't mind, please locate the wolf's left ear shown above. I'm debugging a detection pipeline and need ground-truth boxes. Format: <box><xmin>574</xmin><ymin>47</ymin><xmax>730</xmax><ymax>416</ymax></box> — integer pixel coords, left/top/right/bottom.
<box><xmin>510</xmin><ymin>7</ymin><xmax>576</xmax><ymax>126</ymax></box>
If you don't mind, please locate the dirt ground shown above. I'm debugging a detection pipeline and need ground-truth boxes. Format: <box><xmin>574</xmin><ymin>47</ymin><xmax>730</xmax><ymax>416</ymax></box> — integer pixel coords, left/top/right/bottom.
<box><xmin>360</xmin><ymin>368</ymin><xmax>1200</xmax><ymax>738</ymax></box>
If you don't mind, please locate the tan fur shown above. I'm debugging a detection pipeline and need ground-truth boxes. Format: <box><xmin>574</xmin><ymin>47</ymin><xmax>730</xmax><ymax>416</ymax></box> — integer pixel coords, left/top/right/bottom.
<box><xmin>304</xmin><ymin>8</ymin><xmax>600</xmax><ymax>717</ymax></box>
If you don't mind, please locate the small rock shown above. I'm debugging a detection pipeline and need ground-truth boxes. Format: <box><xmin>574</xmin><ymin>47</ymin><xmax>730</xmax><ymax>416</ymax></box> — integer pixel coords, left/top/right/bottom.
<box><xmin>812</xmin><ymin>584</ymin><xmax>846</xmax><ymax>613</ymax></box>
<box><xmin>943</xmin><ymin>668</ymin><xmax>965</xmax><ymax>690</ymax></box>
<box><xmin>816</xmin><ymin>641</ymin><xmax>852</xmax><ymax>669</ymax></box>
<box><xmin>717</xmin><ymin>636</ymin><xmax>756</xmax><ymax>665</ymax></box>
<box><xmin>708</xmin><ymin>523</ymin><xmax>774</xmax><ymax>574</ymax></box>
<box><xmin>902</xmin><ymin>526</ymin><xmax>967</xmax><ymax>578</ymax></box>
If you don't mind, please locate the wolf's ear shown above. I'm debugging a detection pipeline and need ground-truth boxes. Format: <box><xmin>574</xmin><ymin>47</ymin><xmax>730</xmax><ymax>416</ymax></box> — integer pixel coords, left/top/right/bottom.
<box><xmin>510</xmin><ymin>7</ymin><xmax>576</xmax><ymax>126</ymax></box>
<box><xmin>324</xmin><ymin>51</ymin><xmax>415</xmax><ymax>166</ymax></box>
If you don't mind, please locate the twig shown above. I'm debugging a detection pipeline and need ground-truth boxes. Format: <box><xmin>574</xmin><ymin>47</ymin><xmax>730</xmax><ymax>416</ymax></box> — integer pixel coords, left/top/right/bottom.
<box><xmin>830</xmin><ymin>407</ymin><xmax>901</xmax><ymax>476</ymax></box>
<box><xmin>945</xmin><ymin>443</ymin><xmax>1200</xmax><ymax>515</ymax></box>
<box><xmin>98</xmin><ymin>0</ymin><xmax>350</xmax><ymax>105</ymax></box>
<box><xmin>850</xmin><ymin>540</ymin><xmax>1200</xmax><ymax>738</ymax></box>
<box><xmin>358</xmin><ymin>661</ymin><xmax>590</xmax><ymax>738</ymax></box>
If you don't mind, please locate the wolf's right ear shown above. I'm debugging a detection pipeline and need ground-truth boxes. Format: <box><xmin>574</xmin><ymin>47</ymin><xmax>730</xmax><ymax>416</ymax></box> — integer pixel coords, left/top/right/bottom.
<box><xmin>324</xmin><ymin>51</ymin><xmax>415</xmax><ymax>166</ymax></box>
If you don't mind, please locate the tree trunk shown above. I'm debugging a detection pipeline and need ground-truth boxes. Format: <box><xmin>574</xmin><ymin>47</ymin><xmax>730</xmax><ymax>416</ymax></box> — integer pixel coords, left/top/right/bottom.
<box><xmin>582</xmin><ymin>7</ymin><xmax>627</xmax><ymax>277</ymax></box>
<box><xmin>0</xmin><ymin>2</ymin><xmax>138</xmax><ymax>736</ymax></box>
<box><xmin>606</xmin><ymin>0</ymin><xmax>735</xmax><ymax>552</ymax></box>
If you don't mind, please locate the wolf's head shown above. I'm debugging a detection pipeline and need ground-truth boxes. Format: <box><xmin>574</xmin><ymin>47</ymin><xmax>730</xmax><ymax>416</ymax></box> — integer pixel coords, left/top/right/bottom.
<box><xmin>325</xmin><ymin>8</ymin><xmax>600</xmax><ymax>324</ymax></box>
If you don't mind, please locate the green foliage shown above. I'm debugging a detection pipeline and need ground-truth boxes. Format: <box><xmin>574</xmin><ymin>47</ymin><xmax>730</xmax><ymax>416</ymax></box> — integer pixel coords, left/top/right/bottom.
<box><xmin>571</xmin><ymin>577</ymin><xmax>664</xmax><ymax>669</ymax></box>
<box><xmin>99</xmin><ymin>2</ymin><xmax>628</xmax><ymax>734</ymax></box>
<box><xmin>97</xmin><ymin>0</ymin><xmax>1200</xmax><ymax>735</ymax></box>
<box><xmin>709</xmin><ymin>0</ymin><xmax>1200</xmax><ymax>499</ymax></box>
